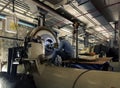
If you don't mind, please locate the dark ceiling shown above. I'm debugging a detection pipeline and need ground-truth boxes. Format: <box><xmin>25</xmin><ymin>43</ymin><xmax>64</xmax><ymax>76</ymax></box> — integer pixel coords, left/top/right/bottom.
<box><xmin>91</xmin><ymin>0</ymin><xmax>120</xmax><ymax>22</ymax></box>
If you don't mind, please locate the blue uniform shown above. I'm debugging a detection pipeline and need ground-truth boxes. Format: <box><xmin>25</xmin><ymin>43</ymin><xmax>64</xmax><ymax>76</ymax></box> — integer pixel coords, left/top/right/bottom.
<box><xmin>51</xmin><ymin>39</ymin><xmax>74</xmax><ymax>63</ymax></box>
<box><xmin>57</xmin><ymin>39</ymin><xmax>74</xmax><ymax>57</ymax></box>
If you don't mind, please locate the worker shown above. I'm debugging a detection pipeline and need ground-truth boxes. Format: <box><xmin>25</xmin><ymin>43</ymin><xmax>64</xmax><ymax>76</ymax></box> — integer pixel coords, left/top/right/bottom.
<box><xmin>50</xmin><ymin>36</ymin><xmax>74</xmax><ymax>64</ymax></box>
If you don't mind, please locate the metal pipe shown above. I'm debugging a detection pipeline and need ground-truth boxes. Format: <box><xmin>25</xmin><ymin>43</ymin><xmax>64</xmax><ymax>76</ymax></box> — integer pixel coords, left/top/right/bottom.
<box><xmin>58</xmin><ymin>23</ymin><xmax>72</xmax><ymax>29</ymax></box>
<box><xmin>71</xmin><ymin>1</ymin><xmax>116</xmax><ymax>32</ymax></box>
<box><xmin>0</xmin><ymin>36</ymin><xmax>24</xmax><ymax>41</ymax></box>
<box><xmin>42</xmin><ymin>13</ymin><xmax>46</xmax><ymax>26</ymax></box>
<box><xmin>76</xmin><ymin>2</ymin><xmax>120</xmax><ymax>18</ymax></box>
<box><xmin>70</xmin><ymin>3</ymin><xmax>97</xmax><ymax>26</ymax></box>
<box><xmin>73</xmin><ymin>22</ymin><xmax>80</xmax><ymax>59</ymax></box>
<box><xmin>76</xmin><ymin>28</ymin><xmax>78</xmax><ymax>59</ymax></box>
<box><xmin>114</xmin><ymin>22</ymin><xmax>118</xmax><ymax>44</ymax></box>
<box><xmin>118</xmin><ymin>11</ymin><xmax>120</xmax><ymax>62</ymax></box>
<box><xmin>32</xmin><ymin>0</ymin><xmax>72</xmax><ymax>23</ymax></box>
<box><xmin>50</xmin><ymin>1</ymin><xmax>120</xmax><ymax>27</ymax></box>
<box><xmin>33</xmin><ymin>64</ymin><xmax>120</xmax><ymax>88</ymax></box>
<box><xmin>12</xmin><ymin>0</ymin><xmax>15</xmax><ymax>13</ymax></box>
<box><xmin>78</xmin><ymin>0</ymin><xmax>90</xmax><ymax>6</ymax></box>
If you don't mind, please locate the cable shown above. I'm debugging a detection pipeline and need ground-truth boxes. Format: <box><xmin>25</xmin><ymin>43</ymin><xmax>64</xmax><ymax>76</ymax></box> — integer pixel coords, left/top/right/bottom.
<box><xmin>11</xmin><ymin>0</ymin><xmax>20</xmax><ymax>47</ymax></box>
<box><xmin>0</xmin><ymin>36</ymin><xmax>23</xmax><ymax>41</ymax></box>
<box><xmin>78</xmin><ymin>0</ymin><xmax>89</xmax><ymax>6</ymax></box>
<box><xmin>72</xmin><ymin>70</ymin><xmax>91</xmax><ymax>88</ymax></box>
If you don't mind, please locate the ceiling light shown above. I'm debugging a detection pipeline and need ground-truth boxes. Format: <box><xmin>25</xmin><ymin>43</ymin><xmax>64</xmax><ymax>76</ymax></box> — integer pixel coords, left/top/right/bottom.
<box><xmin>94</xmin><ymin>27</ymin><xmax>104</xmax><ymax>31</ymax></box>
<box><xmin>60</xmin><ymin>27</ymin><xmax>72</xmax><ymax>33</ymax></box>
<box><xmin>63</xmin><ymin>5</ymin><xmax>80</xmax><ymax>16</ymax></box>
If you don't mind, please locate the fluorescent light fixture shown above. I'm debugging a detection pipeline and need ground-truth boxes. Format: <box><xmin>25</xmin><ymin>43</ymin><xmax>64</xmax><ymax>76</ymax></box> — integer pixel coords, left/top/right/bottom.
<box><xmin>72</xmin><ymin>1</ymin><xmax>88</xmax><ymax>13</ymax></box>
<box><xmin>78</xmin><ymin>16</ymin><xmax>95</xmax><ymax>27</ymax></box>
<box><xmin>60</xmin><ymin>28</ymin><xmax>71</xmax><ymax>33</ymax></box>
<box><xmin>60</xmin><ymin>27</ymin><xmax>85</xmax><ymax>40</ymax></box>
<box><xmin>86</xmin><ymin>28</ymin><xmax>95</xmax><ymax>33</ymax></box>
<box><xmin>64</xmin><ymin>5</ymin><xmax>81</xmax><ymax>16</ymax></box>
<box><xmin>58</xmin><ymin>27</ymin><xmax>72</xmax><ymax>37</ymax></box>
<box><xmin>94</xmin><ymin>27</ymin><xmax>104</xmax><ymax>31</ymax></box>
<box><xmin>0</xmin><ymin>2</ymin><xmax>6</xmax><ymax>6</ymax></box>
<box><xmin>102</xmin><ymin>32</ymin><xmax>110</xmax><ymax>38</ymax></box>
<box><xmin>86</xmin><ymin>14</ymin><xmax>101</xmax><ymax>25</ymax></box>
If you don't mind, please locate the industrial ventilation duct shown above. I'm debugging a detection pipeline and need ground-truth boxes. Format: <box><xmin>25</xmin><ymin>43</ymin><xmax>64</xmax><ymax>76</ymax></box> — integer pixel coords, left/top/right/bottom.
<box><xmin>39</xmin><ymin>0</ymin><xmax>72</xmax><ymax>9</ymax></box>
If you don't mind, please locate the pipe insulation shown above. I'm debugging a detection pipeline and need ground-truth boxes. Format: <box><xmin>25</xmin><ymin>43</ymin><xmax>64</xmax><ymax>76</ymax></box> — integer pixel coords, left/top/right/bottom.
<box><xmin>33</xmin><ymin>64</ymin><xmax>120</xmax><ymax>88</ymax></box>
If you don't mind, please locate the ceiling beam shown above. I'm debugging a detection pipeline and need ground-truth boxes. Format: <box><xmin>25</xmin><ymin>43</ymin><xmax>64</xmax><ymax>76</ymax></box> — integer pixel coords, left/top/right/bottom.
<box><xmin>0</xmin><ymin>1</ymin><xmax>12</xmax><ymax>13</ymax></box>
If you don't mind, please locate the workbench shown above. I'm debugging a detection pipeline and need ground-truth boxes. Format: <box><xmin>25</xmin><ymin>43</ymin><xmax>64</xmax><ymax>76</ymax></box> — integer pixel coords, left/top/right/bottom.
<box><xmin>62</xmin><ymin>57</ymin><xmax>112</xmax><ymax>70</ymax></box>
<box><xmin>77</xmin><ymin>57</ymin><xmax>112</xmax><ymax>64</ymax></box>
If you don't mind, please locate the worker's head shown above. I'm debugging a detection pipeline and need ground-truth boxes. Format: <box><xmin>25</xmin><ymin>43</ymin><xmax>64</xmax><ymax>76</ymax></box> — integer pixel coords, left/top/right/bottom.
<box><xmin>59</xmin><ymin>36</ymin><xmax>65</xmax><ymax>41</ymax></box>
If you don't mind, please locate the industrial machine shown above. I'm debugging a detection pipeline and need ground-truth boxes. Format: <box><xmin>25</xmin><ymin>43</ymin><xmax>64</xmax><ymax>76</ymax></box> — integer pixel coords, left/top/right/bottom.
<box><xmin>3</xmin><ymin>26</ymin><xmax>120</xmax><ymax>88</ymax></box>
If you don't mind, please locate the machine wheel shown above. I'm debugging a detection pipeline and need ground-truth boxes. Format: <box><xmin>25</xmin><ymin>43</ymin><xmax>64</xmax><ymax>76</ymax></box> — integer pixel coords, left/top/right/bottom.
<box><xmin>26</xmin><ymin>26</ymin><xmax>58</xmax><ymax>59</ymax></box>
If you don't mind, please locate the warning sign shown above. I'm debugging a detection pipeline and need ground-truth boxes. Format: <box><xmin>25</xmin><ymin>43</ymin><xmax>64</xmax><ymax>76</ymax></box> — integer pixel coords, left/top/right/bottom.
<box><xmin>5</xmin><ymin>14</ymin><xmax>18</xmax><ymax>34</ymax></box>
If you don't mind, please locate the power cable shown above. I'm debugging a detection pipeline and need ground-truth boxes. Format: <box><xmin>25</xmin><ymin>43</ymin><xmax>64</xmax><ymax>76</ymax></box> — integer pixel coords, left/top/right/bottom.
<box><xmin>12</xmin><ymin>0</ymin><xmax>20</xmax><ymax>47</ymax></box>
<box><xmin>72</xmin><ymin>70</ymin><xmax>91</xmax><ymax>88</ymax></box>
